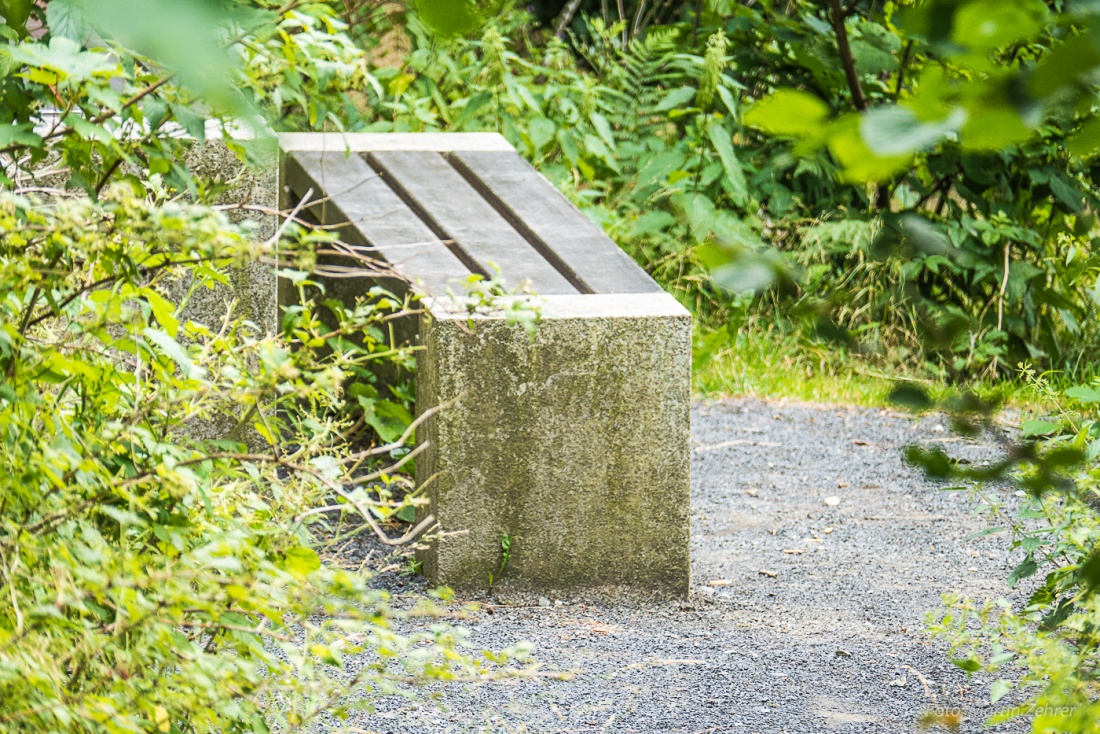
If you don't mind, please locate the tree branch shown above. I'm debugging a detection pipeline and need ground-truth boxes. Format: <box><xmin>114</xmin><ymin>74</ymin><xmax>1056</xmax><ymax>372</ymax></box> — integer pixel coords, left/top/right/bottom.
<box><xmin>553</xmin><ymin>0</ymin><xmax>584</xmax><ymax>36</ymax></box>
<box><xmin>0</xmin><ymin>74</ymin><xmax>174</xmax><ymax>158</ymax></box>
<box><xmin>828</xmin><ymin>0</ymin><xmax>867</xmax><ymax>111</ymax></box>
<box><xmin>894</xmin><ymin>39</ymin><xmax>914</xmax><ymax>97</ymax></box>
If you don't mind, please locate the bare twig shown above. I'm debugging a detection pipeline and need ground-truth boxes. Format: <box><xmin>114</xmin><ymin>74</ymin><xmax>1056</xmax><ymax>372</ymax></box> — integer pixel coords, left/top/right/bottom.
<box><xmin>265</xmin><ymin>186</ymin><xmax>313</xmax><ymax>248</ymax></box>
<box><xmin>344</xmin><ymin>400</ymin><xmax>453</xmax><ymax>475</ymax></box>
<box><xmin>177</xmin><ymin>620</ymin><xmax>291</xmax><ymax>642</ymax></box>
<box><xmin>631</xmin><ymin>0</ymin><xmax>648</xmax><ymax>38</ymax></box>
<box><xmin>990</xmin><ymin>240</ymin><xmax>1011</xmax><ymax>377</ymax></box>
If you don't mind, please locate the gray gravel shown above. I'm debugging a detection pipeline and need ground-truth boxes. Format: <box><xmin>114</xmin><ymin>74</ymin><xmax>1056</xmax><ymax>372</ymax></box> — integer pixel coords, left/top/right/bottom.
<box><xmin>356</xmin><ymin>397</ymin><xmax>1031</xmax><ymax>733</ymax></box>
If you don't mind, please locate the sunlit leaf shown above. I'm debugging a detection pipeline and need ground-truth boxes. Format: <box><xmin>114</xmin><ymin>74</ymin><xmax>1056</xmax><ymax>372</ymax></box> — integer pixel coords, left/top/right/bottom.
<box><xmin>743</xmin><ymin>89</ymin><xmax>830</xmax><ymax>137</ymax></box>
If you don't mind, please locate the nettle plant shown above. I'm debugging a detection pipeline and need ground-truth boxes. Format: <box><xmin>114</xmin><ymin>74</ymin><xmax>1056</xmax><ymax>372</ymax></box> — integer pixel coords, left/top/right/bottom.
<box><xmin>0</xmin><ymin>1</ymin><xmax>532</xmax><ymax>731</ymax></box>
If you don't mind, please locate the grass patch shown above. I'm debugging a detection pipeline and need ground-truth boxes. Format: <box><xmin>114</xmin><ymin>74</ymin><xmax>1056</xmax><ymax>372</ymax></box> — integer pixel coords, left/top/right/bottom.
<box><xmin>692</xmin><ymin>323</ymin><xmax>1074</xmax><ymax>413</ymax></box>
<box><xmin>693</xmin><ymin>325</ymin><xmax>913</xmax><ymax>406</ymax></box>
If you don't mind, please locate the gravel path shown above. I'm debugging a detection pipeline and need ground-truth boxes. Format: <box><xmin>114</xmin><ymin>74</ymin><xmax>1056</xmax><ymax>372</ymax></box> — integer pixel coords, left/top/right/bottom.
<box><xmin>359</xmin><ymin>398</ymin><xmax>1029</xmax><ymax>733</ymax></box>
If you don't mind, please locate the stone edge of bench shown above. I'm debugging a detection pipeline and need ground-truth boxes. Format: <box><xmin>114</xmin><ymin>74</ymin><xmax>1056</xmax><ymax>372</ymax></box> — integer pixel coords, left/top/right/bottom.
<box><xmin>423</xmin><ymin>291</ymin><xmax>690</xmax><ymax>322</ymax></box>
<box><xmin>278</xmin><ymin>131</ymin><xmax>514</xmax><ymax>153</ymax></box>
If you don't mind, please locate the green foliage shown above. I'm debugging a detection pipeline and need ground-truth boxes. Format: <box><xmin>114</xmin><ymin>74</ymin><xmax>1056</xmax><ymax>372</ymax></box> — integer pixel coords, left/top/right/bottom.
<box><xmin>446</xmin><ymin>265</ymin><xmax>542</xmax><ymax>337</ymax></box>
<box><xmin>487</xmin><ymin>532</ymin><xmax>513</xmax><ymax>592</ymax></box>
<box><xmin>0</xmin><ymin>0</ymin><xmax>375</xmax><ymax>193</ymax></box>
<box><xmin>0</xmin><ymin>190</ymin><xmax>538</xmax><ymax>732</ymax></box>
<box><xmin>911</xmin><ymin>371</ymin><xmax>1100</xmax><ymax>731</ymax></box>
<box><xmin>5</xmin><ymin>0</ymin><xmax>1100</xmax><ymax>728</ymax></box>
<box><xmin>336</xmin><ymin>1</ymin><xmax>1100</xmax><ymax>379</ymax></box>
<box><xmin>350</xmin><ymin>9</ymin><xmax>1100</xmax><ymax>730</ymax></box>
<box><xmin>737</xmin><ymin>0</ymin><xmax>1100</xmax><ymax>376</ymax></box>
<box><xmin>0</xmin><ymin>3</ymin><xmax>535</xmax><ymax>730</ymax></box>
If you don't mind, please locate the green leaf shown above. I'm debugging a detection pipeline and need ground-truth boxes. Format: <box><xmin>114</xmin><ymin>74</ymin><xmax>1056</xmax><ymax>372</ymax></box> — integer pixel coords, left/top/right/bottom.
<box><xmin>1078</xmin><ymin>548</ymin><xmax>1100</xmax><ymax>594</ymax></box>
<box><xmin>454</xmin><ymin>90</ymin><xmax>492</xmax><ymax>129</ymax></box>
<box><xmin>963</xmin><ymin>103</ymin><xmax>1029</xmax><ymax>149</ymax></box>
<box><xmin>1009</xmin><ymin>556</ymin><xmax>1038</xmax><ymax>586</ymax></box>
<box><xmin>744</xmin><ymin>89</ymin><xmax>830</xmax><ymax>137</ymax></box>
<box><xmin>8</xmin><ymin>36</ymin><xmax>115</xmax><ymax>82</ymax></box>
<box><xmin>253</xmin><ymin>421</ymin><xmax>276</xmax><ymax>446</ymax></box>
<box><xmin>366</xmin><ymin>399</ymin><xmax>413</xmax><ymax>444</ymax></box>
<box><xmin>0</xmin><ymin>123</ymin><xmax>42</xmax><ymax>148</ymax></box>
<box><xmin>73</xmin><ymin>0</ymin><xmax>249</xmax><ymax>115</ymax></box>
<box><xmin>589</xmin><ymin>112</ymin><xmax>615</xmax><ymax>151</ymax></box>
<box><xmin>284</xmin><ymin>547</ymin><xmax>321</xmax><ymax>578</ymax></box>
<box><xmin>1048</xmin><ymin>173</ymin><xmax>1085</xmax><ymax>213</ymax></box>
<box><xmin>711</xmin><ymin>258</ymin><xmax>776</xmax><ymax>294</ymax></box>
<box><xmin>1021</xmin><ymin>419</ymin><xmax>1058</xmax><ymax>437</ymax></box>
<box><xmin>0</xmin><ymin>0</ymin><xmax>31</xmax><ymax>33</ymax></box>
<box><xmin>68</xmin><ymin>115</ymin><xmax>112</xmax><ymax>144</ymax></box>
<box><xmin>860</xmin><ymin>105</ymin><xmax>965</xmax><ymax>157</ymax></box>
<box><xmin>851</xmin><ymin>39</ymin><xmax>897</xmax><ymax>76</ymax></box>
<box><xmin>655</xmin><ymin>86</ymin><xmax>695</xmax><ymax>112</ymax></box>
<box><xmin>630</xmin><ymin>210</ymin><xmax>676</xmax><ymax>236</ymax></box>
<box><xmin>45</xmin><ymin>0</ymin><xmax>87</xmax><ymax>43</ymax></box>
<box><xmin>309</xmin><ymin>643</ymin><xmax>343</xmax><ymax>666</ymax></box>
<box><xmin>414</xmin><ymin>0</ymin><xmax>482</xmax><ymax>37</ymax></box>
<box><xmin>989</xmin><ymin>679</ymin><xmax>1011</xmax><ymax>705</ymax></box>
<box><xmin>141</xmin><ymin>288</ymin><xmax>179</xmax><ymax>338</ymax></box>
<box><xmin>828</xmin><ymin>116</ymin><xmax>912</xmax><ymax>182</ymax></box>
<box><xmin>889</xmin><ymin>383</ymin><xmax>932</xmax><ymax>411</ymax></box>
<box><xmin>950</xmin><ymin>657</ymin><xmax>982</xmax><ymax>673</ymax></box>
<box><xmin>172</xmin><ymin>103</ymin><xmax>207</xmax><ymax>143</ymax></box>
<box><xmin>142</xmin><ymin>327</ymin><xmax>197</xmax><ymax>379</ymax></box>
<box><xmin>707</xmin><ymin>123</ymin><xmax>747</xmax><ymax>200</ymax></box>
<box><xmin>1028</xmin><ymin>32</ymin><xmax>1100</xmax><ymax>100</ymax></box>
<box><xmin>1067</xmin><ymin>117</ymin><xmax>1100</xmax><ymax>159</ymax></box>
<box><xmin>1066</xmin><ymin>386</ymin><xmax>1100</xmax><ymax>403</ymax></box>
<box><xmin>716</xmin><ymin>85</ymin><xmax>738</xmax><ymax>117</ymax></box>
<box><xmin>951</xmin><ymin>0</ymin><xmax>1049</xmax><ymax>52</ymax></box>
<box><xmin>964</xmin><ymin>526</ymin><xmax>1006</xmax><ymax>540</ymax></box>
<box><xmin>527</xmin><ymin>117</ymin><xmax>555</xmax><ymax>153</ymax></box>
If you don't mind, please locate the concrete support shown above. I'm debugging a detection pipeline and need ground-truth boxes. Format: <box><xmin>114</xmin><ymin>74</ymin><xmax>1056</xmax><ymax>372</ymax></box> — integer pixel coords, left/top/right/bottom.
<box><xmin>416</xmin><ymin>293</ymin><xmax>692</xmax><ymax>596</ymax></box>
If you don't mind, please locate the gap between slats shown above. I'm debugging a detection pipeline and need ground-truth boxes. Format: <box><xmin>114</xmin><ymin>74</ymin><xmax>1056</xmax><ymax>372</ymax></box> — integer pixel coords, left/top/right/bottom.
<box><xmin>443</xmin><ymin>152</ymin><xmax>594</xmax><ymax>295</ymax></box>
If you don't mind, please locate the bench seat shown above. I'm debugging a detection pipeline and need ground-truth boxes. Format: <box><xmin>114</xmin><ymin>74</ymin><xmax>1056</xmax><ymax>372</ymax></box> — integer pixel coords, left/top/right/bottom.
<box><xmin>280</xmin><ymin>133</ymin><xmax>691</xmax><ymax>596</ymax></box>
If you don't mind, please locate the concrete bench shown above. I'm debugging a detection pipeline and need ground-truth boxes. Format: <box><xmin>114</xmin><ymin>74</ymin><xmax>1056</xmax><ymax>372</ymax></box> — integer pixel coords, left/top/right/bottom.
<box><xmin>280</xmin><ymin>133</ymin><xmax>691</xmax><ymax>597</ymax></box>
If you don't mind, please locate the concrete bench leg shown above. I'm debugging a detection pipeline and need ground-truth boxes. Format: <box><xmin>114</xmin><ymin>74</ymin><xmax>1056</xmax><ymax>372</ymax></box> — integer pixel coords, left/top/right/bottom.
<box><xmin>416</xmin><ymin>293</ymin><xmax>692</xmax><ymax>597</ymax></box>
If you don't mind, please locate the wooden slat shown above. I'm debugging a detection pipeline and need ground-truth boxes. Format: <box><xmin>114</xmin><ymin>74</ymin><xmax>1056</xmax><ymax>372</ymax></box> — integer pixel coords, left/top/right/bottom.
<box><xmin>284</xmin><ymin>151</ymin><xmax>472</xmax><ymax>295</ymax></box>
<box><xmin>280</xmin><ymin>132</ymin><xmax>514</xmax><ymax>153</ymax></box>
<box><xmin>448</xmin><ymin>151</ymin><xmax>663</xmax><ymax>295</ymax></box>
<box><xmin>367</xmin><ymin>151</ymin><xmax>580</xmax><ymax>296</ymax></box>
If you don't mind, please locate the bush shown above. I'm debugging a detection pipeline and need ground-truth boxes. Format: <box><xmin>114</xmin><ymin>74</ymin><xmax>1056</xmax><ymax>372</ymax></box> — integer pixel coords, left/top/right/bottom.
<box><xmin>334</xmin><ymin>2</ymin><xmax>1100</xmax><ymax>379</ymax></box>
<box><xmin>0</xmin><ymin>186</ymin><xmax>535</xmax><ymax>732</ymax></box>
<box><xmin>898</xmin><ymin>375</ymin><xmax>1100</xmax><ymax>732</ymax></box>
<box><xmin>0</xmin><ymin>3</ymin><xmax>532</xmax><ymax>730</ymax></box>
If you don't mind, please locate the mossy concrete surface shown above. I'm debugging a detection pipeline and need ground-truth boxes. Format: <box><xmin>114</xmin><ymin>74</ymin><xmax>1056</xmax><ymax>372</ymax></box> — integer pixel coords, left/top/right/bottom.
<box><xmin>416</xmin><ymin>293</ymin><xmax>692</xmax><ymax>597</ymax></box>
<box><xmin>183</xmin><ymin>138</ymin><xmax>280</xmax><ymax>333</ymax></box>
<box><xmin>181</xmin><ymin>138</ymin><xmax>279</xmax><ymax>446</ymax></box>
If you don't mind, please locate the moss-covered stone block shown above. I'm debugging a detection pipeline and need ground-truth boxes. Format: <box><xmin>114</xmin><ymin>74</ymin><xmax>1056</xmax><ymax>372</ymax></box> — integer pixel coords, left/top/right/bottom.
<box><xmin>416</xmin><ymin>293</ymin><xmax>692</xmax><ymax>597</ymax></box>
